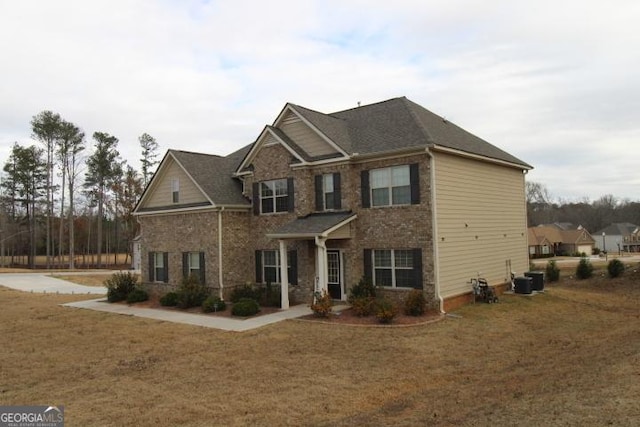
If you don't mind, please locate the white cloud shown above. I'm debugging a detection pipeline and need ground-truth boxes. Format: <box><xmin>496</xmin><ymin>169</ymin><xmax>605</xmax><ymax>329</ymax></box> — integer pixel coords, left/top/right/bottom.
<box><xmin>0</xmin><ymin>0</ymin><xmax>639</xmax><ymax>200</ymax></box>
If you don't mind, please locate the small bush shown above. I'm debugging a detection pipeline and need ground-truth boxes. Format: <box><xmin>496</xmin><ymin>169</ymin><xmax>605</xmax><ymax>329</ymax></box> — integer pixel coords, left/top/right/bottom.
<box><xmin>350</xmin><ymin>296</ymin><xmax>375</xmax><ymax>317</ymax></box>
<box><xmin>348</xmin><ymin>277</ymin><xmax>376</xmax><ymax>301</ymax></box>
<box><xmin>231</xmin><ymin>298</ymin><xmax>260</xmax><ymax>317</ymax></box>
<box><xmin>159</xmin><ymin>292</ymin><xmax>179</xmax><ymax>307</ymax></box>
<box><xmin>375</xmin><ymin>298</ymin><xmax>398</xmax><ymax>324</ymax></box>
<box><xmin>177</xmin><ymin>274</ymin><xmax>210</xmax><ymax>309</ymax></box>
<box><xmin>202</xmin><ymin>295</ymin><xmax>227</xmax><ymax>313</ymax></box>
<box><xmin>261</xmin><ymin>282</ymin><xmax>282</xmax><ymax>308</ymax></box>
<box><xmin>607</xmin><ymin>258</ymin><xmax>625</xmax><ymax>278</ymax></box>
<box><xmin>546</xmin><ymin>260</ymin><xmax>560</xmax><ymax>282</ymax></box>
<box><xmin>126</xmin><ymin>287</ymin><xmax>149</xmax><ymax>304</ymax></box>
<box><xmin>404</xmin><ymin>289</ymin><xmax>427</xmax><ymax>316</ymax></box>
<box><xmin>105</xmin><ymin>271</ymin><xmax>139</xmax><ymax>302</ymax></box>
<box><xmin>310</xmin><ymin>291</ymin><xmax>332</xmax><ymax>318</ymax></box>
<box><xmin>230</xmin><ymin>284</ymin><xmax>262</xmax><ymax>303</ymax></box>
<box><xmin>576</xmin><ymin>257</ymin><xmax>594</xmax><ymax>280</ymax></box>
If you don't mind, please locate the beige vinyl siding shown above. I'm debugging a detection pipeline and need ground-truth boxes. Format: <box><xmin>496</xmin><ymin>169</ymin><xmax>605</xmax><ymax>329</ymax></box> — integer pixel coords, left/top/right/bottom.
<box><xmin>434</xmin><ymin>152</ymin><xmax>528</xmax><ymax>298</ymax></box>
<box><xmin>280</xmin><ymin>111</ymin><xmax>338</xmax><ymax>157</ymax></box>
<box><xmin>143</xmin><ymin>158</ymin><xmax>208</xmax><ymax>208</ymax></box>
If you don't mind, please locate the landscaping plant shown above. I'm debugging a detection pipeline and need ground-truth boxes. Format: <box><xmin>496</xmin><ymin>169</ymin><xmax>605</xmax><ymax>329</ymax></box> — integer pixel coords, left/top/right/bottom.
<box><xmin>310</xmin><ymin>290</ymin><xmax>332</xmax><ymax>318</ymax></box>
<box><xmin>105</xmin><ymin>271</ymin><xmax>139</xmax><ymax>302</ymax></box>
<box><xmin>375</xmin><ymin>298</ymin><xmax>398</xmax><ymax>324</ymax></box>
<box><xmin>231</xmin><ymin>298</ymin><xmax>260</xmax><ymax>317</ymax></box>
<box><xmin>177</xmin><ymin>274</ymin><xmax>210</xmax><ymax>309</ymax></box>
<box><xmin>546</xmin><ymin>260</ymin><xmax>560</xmax><ymax>282</ymax></box>
<box><xmin>202</xmin><ymin>295</ymin><xmax>226</xmax><ymax>313</ymax></box>
<box><xmin>607</xmin><ymin>258</ymin><xmax>625</xmax><ymax>278</ymax></box>
<box><xmin>404</xmin><ymin>289</ymin><xmax>427</xmax><ymax>316</ymax></box>
<box><xmin>126</xmin><ymin>287</ymin><xmax>149</xmax><ymax>304</ymax></box>
<box><xmin>348</xmin><ymin>277</ymin><xmax>377</xmax><ymax>317</ymax></box>
<box><xmin>576</xmin><ymin>257</ymin><xmax>594</xmax><ymax>280</ymax></box>
<box><xmin>159</xmin><ymin>292</ymin><xmax>179</xmax><ymax>307</ymax></box>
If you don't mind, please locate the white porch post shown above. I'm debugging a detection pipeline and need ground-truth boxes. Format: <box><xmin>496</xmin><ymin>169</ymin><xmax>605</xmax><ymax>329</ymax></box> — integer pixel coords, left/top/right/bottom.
<box><xmin>315</xmin><ymin>237</ymin><xmax>328</xmax><ymax>295</ymax></box>
<box><xmin>279</xmin><ymin>239</ymin><xmax>290</xmax><ymax>310</ymax></box>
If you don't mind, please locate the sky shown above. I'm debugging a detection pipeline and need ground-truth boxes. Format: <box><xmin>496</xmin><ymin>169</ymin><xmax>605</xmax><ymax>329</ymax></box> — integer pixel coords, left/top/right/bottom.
<box><xmin>1</xmin><ymin>0</ymin><xmax>639</xmax><ymax>202</ymax></box>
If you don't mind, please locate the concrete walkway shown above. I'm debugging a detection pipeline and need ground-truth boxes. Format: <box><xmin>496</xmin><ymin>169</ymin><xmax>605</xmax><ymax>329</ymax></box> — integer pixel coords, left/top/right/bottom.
<box><xmin>0</xmin><ymin>272</ymin><xmax>108</xmax><ymax>294</ymax></box>
<box><xmin>63</xmin><ymin>298</ymin><xmax>314</xmax><ymax>332</ymax></box>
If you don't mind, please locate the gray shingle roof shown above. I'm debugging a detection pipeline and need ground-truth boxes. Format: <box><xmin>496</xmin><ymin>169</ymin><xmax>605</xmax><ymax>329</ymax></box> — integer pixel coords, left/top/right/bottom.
<box><xmin>171</xmin><ymin>148</ymin><xmax>250</xmax><ymax>207</ymax></box>
<box><xmin>267</xmin><ymin>212</ymin><xmax>356</xmax><ymax>238</ymax></box>
<box><xmin>595</xmin><ymin>223</ymin><xmax>639</xmax><ymax>236</ymax></box>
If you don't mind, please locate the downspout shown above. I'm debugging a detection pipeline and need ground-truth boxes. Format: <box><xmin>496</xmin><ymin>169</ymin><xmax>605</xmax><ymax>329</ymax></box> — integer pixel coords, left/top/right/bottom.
<box><xmin>218</xmin><ymin>207</ymin><xmax>225</xmax><ymax>300</ymax></box>
<box><xmin>428</xmin><ymin>148</ymin><xmax>445</xmax><ymax>314</ymax></box>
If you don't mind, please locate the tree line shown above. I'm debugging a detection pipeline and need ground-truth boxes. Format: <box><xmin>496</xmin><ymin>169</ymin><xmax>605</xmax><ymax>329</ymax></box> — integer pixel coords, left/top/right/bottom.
<box><xmin>526</xmin><ymin>181</ymin><xmax>640</xmax><ymax>232</ymax></box>
<box><xmin>0</xmin><ymin>111</ymin><xmax>160</xmax><ymax>269</ymax></box>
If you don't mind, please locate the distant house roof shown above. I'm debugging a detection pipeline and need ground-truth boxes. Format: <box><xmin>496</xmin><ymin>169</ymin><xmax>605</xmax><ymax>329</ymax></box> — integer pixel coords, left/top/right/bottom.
<box><xmin>528</xmin><ymin>226</ymin><xmax>595</xmax><ymax>246</ymax></box>
<box><xmin>595</xmin><ymin>223</ymin><xmax>639</xmax><ymax>236</ymax></box>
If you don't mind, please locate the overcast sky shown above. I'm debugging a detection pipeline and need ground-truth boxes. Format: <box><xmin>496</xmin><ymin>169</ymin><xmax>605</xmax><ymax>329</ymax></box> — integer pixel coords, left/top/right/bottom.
<box><xmin>1</xmin><ymin>0</ymin><xmax>638</xmax><ymax>202</ymax></box>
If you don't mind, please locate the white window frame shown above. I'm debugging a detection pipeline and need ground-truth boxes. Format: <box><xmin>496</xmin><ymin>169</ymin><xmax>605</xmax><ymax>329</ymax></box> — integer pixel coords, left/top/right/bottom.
<box><xmin>260</xmin><ymin>179</ymin><xmax>288</xmax><ymax>214</ymax></box>
<box><xmin>261</xmin><ymin>250</ymin><xmax>291</xmax><ymax>284</ymax></box>
<box><xmin>153</xmin><ymin>252</ymin><xmax>166</xmax><ymax>283</ymax></box>
<box><xmin>370</xmin><ymin>165</ymin><xmax>410</xmax><ymax>207</ymax></box>
<box><xmin>171</xmin><ymin>178</ymin><xmax>180</xmax><ymax>203</ymax></box>
<box><xmin>321</xmin><ymin>173</ymin><xmax>336</xmax><ymax>211</ymax></box>
<box><xmin>186</xmin><ymin>252</ymin><xmax>200</xmax><ymax>277</ymax></box>
<box><xmin>372</xmin><ymin>249</ymin><xmax>415</xmax><ymax>288</ymax></box>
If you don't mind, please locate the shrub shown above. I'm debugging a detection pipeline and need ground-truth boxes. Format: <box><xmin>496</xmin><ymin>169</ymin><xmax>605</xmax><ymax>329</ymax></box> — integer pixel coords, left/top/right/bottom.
<box><xmin>159</xmin><ymin>291</ymin><xmax>179</xmax><ymax>307</ymax></box>
<box><xmin>607</xmin><ymin>258</ymin><xmax>625</xmax><ymax>278</ymax></box>
<box><xmin>177</xmin><ymin>274</ymin><xmax>210</xmax><ymax>309</ymax></box>
<box><xmin>404</xmin><ymin>289</ymin><xmax>427</xmax><ymax>316</ymax></box>
<box><xmin>105</xmin><ymin>271</ymin><xmax>139</xmax><ymax>302</ymax></box>
<box><xmin>231</xmin><ymin>298</ymin><xmax>260</xmax><ymax>317</ymax></box>
<box><xmin>261</xmin><ymin>282</ymin><xmax>282</xmax><ymax>308</ymax></box>
<box><xmin>230</xmin><ymin>284</ymin><xmax>262</xmax><ymax>303</ymax></box>
<box><xmin>126</xmin><ymin>287</ymin><xmax>149</xmax><ymax>304</ymax></box>
<box><xmin>310</xmin><ymin>290</ymin><xmax>332</xmax><ymax>318</ymax></box>
<box><xmin>375</xmin><ymin>298</ymin><xmax>398</xmax><ymax>324</ymax></box>
<box><xmin>350</xmin><ymin>296</ymin><xmax>375</xmax><ymax>317</ymax></box>
<box><xmin>348</xmin><ymin>277</ymin><xmax>376</xmax><ymax>301</ymax></box>
<box><xmin>202</xmin><ymin>295</ymin><xmax>227</xmax><ymax>313</ymax></box>
<box><xmin>546</xmin><ymin>260</ymin><xmax>560</xmax><ymax>282</ymax></box>
<box><xmin>576</xmin><ymin>257</ymin><xmax>594</xmax><ymax>280</ymax></box>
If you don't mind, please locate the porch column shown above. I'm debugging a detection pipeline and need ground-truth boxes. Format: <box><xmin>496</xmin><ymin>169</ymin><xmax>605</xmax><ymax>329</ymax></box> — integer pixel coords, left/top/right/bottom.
<box><xmin>315</xmin><ymin>237</ymin><xmax>328</xmax><ymax>295</ymax></box>
<box><xmin>279</xmin><ymin>239</ymin><xmax>290</xmax><ymax>310</ymax></box>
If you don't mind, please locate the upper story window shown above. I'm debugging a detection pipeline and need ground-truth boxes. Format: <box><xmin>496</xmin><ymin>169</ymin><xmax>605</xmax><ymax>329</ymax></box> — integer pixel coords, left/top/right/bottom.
<box><xmin>171</xmin><ymin>178</ymin><xmax>179</xmax><ymax>203</ymax></box>
<box><xmin>253</xmin><ymin>178</ymin><xmax>294</xmax><ymax>215</ymax></box>
<box><xmin>361</xmin><ymin>164</ymin><xmax>419</xmax><ymax>208</ymax></box>
<box><xmin>315</xmin><ymin>173</ymin><xmax>342</xmax><ymax>211</ymax></box>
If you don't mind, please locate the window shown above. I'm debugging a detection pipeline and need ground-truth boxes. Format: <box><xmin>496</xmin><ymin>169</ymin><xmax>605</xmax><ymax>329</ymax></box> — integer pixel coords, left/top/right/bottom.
<box><xmin>364</xmin><ymin>248</ymin><xmax>422</xmax><ymax>289</ymax></box>
<box><xmin>315</xmin><ymin>173</ymin><xmax>341</xmax><ymax>211</ymax></box>
<box><xmin>171</xmin><ymin>179</ymin><xmax>179</xmax><ymax>203</ymax></box>
<box><xmin>361</xmin><ymin>164</ymin><xmax>419</xmax><ymax>208</ymax></box>
<box><xmin>255</xmin><ymin>178</ymin><xmax>293</xmax><ymax>214</ymax></box>
<box><xmin>255</xmin><ymin>249</ymin><xmax>298</xmax><ymax>285</ymax></box>
<box><xmin>182</xmin><ymin>251</ymin><xmax>205</xmax><ymax>284</ymax></box>
<box><xmin>149</xmin><ymin>252</ymin><xmax>168</xmax><ymax>283</ymax></box>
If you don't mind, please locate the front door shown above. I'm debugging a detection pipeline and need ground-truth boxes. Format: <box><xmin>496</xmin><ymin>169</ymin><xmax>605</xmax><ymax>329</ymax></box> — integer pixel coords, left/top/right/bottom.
<box><xmin>327</xmin><ymin>250</ymin><xmax>342</xmax><ymax>300</ymax></box>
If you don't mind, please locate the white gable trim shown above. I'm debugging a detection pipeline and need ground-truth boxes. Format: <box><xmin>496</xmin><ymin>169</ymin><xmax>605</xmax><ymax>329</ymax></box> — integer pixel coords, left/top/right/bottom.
<box><xmin>428</xmin><ymin>145</ymin><xmax>532</xmax><ymax>171</ymax></box>
<box><xmin>133</xmin><ymin>151</ymin><xmax>215</xmax><ymax>214</ymax></box>
<box><xmin>280</xmin><ymin>104</ymin><xmax>349</xmax><ymax>158</ymax></box>
<box><xmin>235</xmin><ymin>126</ymin><xmax>308</xmax><ymax>174</ymax></box>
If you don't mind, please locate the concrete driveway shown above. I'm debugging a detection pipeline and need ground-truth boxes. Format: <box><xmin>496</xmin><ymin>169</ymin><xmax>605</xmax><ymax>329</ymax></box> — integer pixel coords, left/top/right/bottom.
<box><xmin>0</xmin><ymin>272</ymin><xmax>108</xmax><ymax>294</ymax></box>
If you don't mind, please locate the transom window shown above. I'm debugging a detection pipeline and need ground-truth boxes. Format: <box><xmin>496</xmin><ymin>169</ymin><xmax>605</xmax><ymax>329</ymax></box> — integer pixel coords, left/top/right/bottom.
<box><xmin>370</xmin><ymin>165</ymin><xmax>410</xmax><ymax>206</ymax></box>
<box><xmin>260</xmin><ymin>179</ymin><xmax>288</xmax><ymax>214</ymax></box>
<box><xmin>373</xmin><ymin>249</ymin><xmax>415</xmax><ymax>288</ymax></box>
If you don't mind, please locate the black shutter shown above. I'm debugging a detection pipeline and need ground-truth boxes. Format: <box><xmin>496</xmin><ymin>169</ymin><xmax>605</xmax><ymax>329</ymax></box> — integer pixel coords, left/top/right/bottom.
<box><xmin>363</xmin><ymin>249</ymin><xmax>372</xmax><ymax>284</ymax></box>
<box><xmin>162</xmin><ymin>252</ymin><xmax>169</xmax><ymax>283</ymax></box>
<box><xmin>287</xmin><ymin>177</ymin><xmax>295</xmax><ymax>212</ymax></box>
<box><xmin>252</xmin><ymin>182</ymin><xmax>260</xmax><ymax>215</ymax></box>
<box><xmin>410</xmin><ymin>163</ymin><xmax>420</xmax><ymax>205</ymax></box>
<box><xmin>314</xmin><ymin>175</ymin><xmax>323</xmax><ymax>211</ymax></box>
<box><xmin>255</xmin><ymin>250</ymin><xmax>263</xmax><ymax>283</ymax></box>
<box><xmin>148</xmin><ymin>252</ymin><xmax>154</xmax><ymax>282</ymax></box>
<box><xmin>199</xmin><ymin>252</ymin><xmax>206</xmax><ymax>285</ymax></box>
<box><xmin>412</xmin><ymin>248</ymin><xmax>423</xmax><ymax>289</ymax></box>
<box><xmin>361</xmin><ymin>170</ymin><xmax>370</xmax><ymax>208</ymax></box>
<box><xmin>288</xmin><ymin>250</ymin><xmax>298</xmax><ymax>285</ymax></box>
<box><xmin>182</xmin><ymin>252</ymin><xmax>188</xmax><ymax>279</ymax></box>
<box><xmin>333</xmin><ymin>172</ymin><xmax>342</xmax><ymax>209</ymax></box>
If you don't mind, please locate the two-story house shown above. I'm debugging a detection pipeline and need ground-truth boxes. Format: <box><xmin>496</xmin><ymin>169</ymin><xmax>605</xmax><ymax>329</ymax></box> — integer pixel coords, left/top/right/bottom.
<box><xmin>133</xmin><ymin>97</ymin><xmax>532</xmax><ymax>312</ymax></box>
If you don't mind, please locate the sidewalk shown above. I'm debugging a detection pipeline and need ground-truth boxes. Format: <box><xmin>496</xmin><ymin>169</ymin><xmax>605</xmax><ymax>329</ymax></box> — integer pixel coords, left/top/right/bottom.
<box><xmin>63</xmin><ymin>298</ymin><xmax>314</xmax><ymax>332</ymax></box>
<box><xmin>0</xmin><ymin>273</ymin><xmax>107</xmax><ymax>294</ymax></box>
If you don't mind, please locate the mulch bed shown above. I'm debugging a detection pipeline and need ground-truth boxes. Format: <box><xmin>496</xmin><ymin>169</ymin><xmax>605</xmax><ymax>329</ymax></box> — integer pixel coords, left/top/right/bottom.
<box><xmin>299</xmin><ymin>307</ymin><xmax>443</xmax><ymax>326</ymax></box>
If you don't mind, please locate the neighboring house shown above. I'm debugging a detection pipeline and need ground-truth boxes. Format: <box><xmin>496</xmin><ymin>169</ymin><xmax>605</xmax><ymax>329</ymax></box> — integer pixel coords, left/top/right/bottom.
<box><xmin>133</xmin><ymin>97</ymin><xmax>532</xmax><ymax>312</ymax></box>
<box><xmin>594</xmin><ymin>223</ymin><xmax>640</xmax><ymax>253</ymax></box>
<box><xmin>528</xmin><ymin>224</ymin><xmax>595</xmax><ymax>257</ymax></box>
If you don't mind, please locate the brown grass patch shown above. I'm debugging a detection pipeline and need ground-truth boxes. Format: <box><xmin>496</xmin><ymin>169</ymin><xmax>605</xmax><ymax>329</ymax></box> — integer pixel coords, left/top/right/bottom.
<box><xmin>51</xmin><ymin>274</ymin><xmax>113</xmax><ymax>287</ymax></box>
<box><xmin>1</xmin><ymin>266</ymin><xmax>638</xmax><ymax>426</ymax></box>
